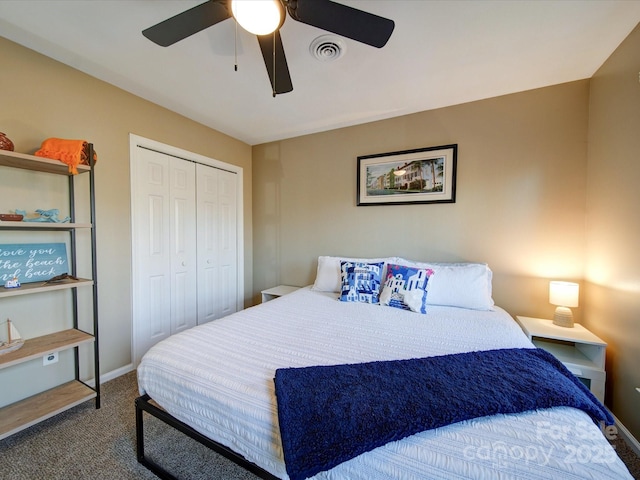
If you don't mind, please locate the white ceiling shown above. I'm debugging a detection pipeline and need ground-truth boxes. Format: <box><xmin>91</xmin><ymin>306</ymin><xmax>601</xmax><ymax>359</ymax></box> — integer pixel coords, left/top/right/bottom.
<box><xmin>1</xmin><ymin>1</ymin><xmax>639</xmax><ymax>145</ymax></box>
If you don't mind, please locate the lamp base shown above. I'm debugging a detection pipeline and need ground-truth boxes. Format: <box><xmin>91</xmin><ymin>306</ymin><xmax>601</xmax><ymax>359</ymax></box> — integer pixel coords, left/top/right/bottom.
<box><xmin>553</xmin><ymin>306</ymin><xmax>574</xmax><ymax>328</ymax></box>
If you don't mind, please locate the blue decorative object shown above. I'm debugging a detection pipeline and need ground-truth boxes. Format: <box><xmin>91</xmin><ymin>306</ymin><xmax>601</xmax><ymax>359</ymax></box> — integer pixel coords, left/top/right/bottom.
<box><xmin>15</xmin><ymin>209</ymin><xmax>70</xmax><ymax>223</ymax></box>
<box><xmin>380</xmin><ymin>263</ymin><xmax>433</xmax><ymax>313</ymax></box>
<box><xmin>339</xmin><ymin>261</ymin><xmax>383</xmax><ymax>303</ymax></box>
<box><xmin>3</xmin><ymin>277</ymin><xmax>20</xmax><ymax>289</ymax></box>
<box><xmin>274</xmin><ymin>348</ymin><xmax>613</xmax><ymax>480</ymax></box>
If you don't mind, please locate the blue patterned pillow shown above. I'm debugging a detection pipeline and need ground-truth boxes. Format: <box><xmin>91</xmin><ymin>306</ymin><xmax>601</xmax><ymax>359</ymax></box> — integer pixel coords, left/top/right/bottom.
<box><xmin>380</xmin><ymin>263</ymin><xmax>434</xmax><ymax>313</ymax></box>
<box><xmin>339</xmin><ymin>261</ymin><xmax>384</xmax><ymax>304</ymax></box>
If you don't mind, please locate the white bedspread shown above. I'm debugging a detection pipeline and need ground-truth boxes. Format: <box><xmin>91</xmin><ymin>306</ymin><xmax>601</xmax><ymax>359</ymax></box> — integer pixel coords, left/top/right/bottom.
<box><xmin>137</xmin><ymin>287</ymin><xmax>632</xmax><ymax>479</ymax></box>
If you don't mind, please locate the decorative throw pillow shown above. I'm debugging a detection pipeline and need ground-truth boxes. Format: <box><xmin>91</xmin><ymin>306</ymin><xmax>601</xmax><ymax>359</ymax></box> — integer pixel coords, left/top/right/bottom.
<box><xmin>380</xmin><ymin>263</ymin><xmax>434</xmax><ymax>313</ymax></box>
<box><xmin>339</xmin><ymin>261</ymin><xmax>384</xmax><ymax>304</ymax></box>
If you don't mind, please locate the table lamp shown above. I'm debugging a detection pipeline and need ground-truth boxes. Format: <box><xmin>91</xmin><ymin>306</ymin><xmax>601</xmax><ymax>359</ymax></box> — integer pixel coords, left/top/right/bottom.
<box><xmin>549</xmin><ymin>281</ymin><xmax>579</xmax><ymax>328</ymax></box>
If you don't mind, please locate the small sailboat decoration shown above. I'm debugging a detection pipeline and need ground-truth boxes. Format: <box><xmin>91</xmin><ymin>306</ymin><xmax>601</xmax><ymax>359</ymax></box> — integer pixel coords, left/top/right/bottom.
<box><xmin>0</xmin><ymin>318</ymin><xmax>24</xmax><ymax>355</ymax></box>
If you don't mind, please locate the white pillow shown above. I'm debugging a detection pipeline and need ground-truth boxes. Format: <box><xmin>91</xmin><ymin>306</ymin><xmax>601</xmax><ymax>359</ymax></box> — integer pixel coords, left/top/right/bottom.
<box><xmin>394</xmin><ymin>258</ymin><xmax>494</xmax><ymax>310</ymax></box>
<box><xmin>312</xmin><ymin>256</ymin><xmax>393</xmax><ymax>293</ymax></box>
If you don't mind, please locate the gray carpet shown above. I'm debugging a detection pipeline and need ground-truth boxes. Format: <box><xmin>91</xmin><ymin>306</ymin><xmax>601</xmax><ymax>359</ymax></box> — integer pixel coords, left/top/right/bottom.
<box><xmin>0</xmin><ymin>371</ymin><xmax>638</xmax><ymax>479</ymax></box>
<box><xmin>0</xmin><ymin>372</ymin><xmax>259</xmax><ymax>479</ymax></box>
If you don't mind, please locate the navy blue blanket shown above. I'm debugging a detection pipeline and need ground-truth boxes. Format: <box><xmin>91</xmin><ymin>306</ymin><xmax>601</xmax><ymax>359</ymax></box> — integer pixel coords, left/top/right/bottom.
<box><xmin>274</xmin><ymin>348</ymin><xmax>612</xmax><ymax>480</ymax></box>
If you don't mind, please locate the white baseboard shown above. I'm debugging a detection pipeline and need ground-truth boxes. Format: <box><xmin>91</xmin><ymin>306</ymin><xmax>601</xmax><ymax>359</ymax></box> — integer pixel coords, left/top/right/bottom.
<box><xmin>85</xmin><ymin>363</ymin><xmax>136</xmax><ymax>388</ymax></box>
<box><xmin>613</xmin><ymin>413</ymin><xmax>640</xmax><ymax>457</ymax></box>
<box><xmin>101</xmin><ymin>363</ymin><xmax>136</xmax><ymax>383</ymax></box>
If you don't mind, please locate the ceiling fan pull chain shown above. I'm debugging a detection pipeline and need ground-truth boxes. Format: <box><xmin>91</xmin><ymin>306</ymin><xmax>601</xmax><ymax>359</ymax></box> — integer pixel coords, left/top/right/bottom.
<box><xmin>272</xmin><ymin>33</ymin><xmax>277</xmax><ymax>97</ymax></box>
<box><xmin>234</xmin><ymin>20</ymin><xmax>238</xmax><ymax>72</ymax></box>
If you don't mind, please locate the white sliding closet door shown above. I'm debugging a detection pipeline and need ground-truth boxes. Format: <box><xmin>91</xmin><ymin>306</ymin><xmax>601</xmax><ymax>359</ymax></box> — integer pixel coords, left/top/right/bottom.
<box><xmin>131</xmin><ymin>136</ymin><xmax>242</xmax><ymax>366</ymax></box>
<box><xmin>132</xmin><ymin>147</ymin><xmax>197</xmax><ymax>364</ymax></box>
<box><xmin>196</xmin><ymin>164</ymin><xmax>238</xmax><ymax>324</ymax></box>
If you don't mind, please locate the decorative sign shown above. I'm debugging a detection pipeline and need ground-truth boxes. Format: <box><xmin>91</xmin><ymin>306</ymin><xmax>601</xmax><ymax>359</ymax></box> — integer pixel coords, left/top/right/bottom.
<box><xmin>0</xmin><ymin>243</ymin><xmax>69</xmax><ymax>284</ymax></box>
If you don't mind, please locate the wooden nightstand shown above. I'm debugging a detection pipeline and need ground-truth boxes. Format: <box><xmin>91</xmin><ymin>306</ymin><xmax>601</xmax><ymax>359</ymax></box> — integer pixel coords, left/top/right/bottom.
<box><xmin>515</xmin><ymin>316</ymin><xmax>607</xmax><ymax>403</ymax></box>
<box><xmin>260</xmin><ymin>285</ymin><xmax>300</xmax><ymax>303</ymax></box>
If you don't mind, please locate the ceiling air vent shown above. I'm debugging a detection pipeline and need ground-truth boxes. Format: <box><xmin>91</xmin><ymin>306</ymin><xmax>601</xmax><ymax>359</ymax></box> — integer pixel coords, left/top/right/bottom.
<box><xmin>309</xmin><ymin>35</ymin><xmax>346</xmax><ymax>62</ymax></box>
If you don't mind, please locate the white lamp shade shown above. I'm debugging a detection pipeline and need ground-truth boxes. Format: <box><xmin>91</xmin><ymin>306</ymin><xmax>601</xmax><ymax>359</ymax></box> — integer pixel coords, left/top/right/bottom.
<box><xmin>549</xmin><ymin>281</ymin><xmax>579</xmax><ymax>307</ymax></box>
<box><xmin>231</xmin><ymin>0</ymin><xmax>284</xmax><ymax>35</ymax></box>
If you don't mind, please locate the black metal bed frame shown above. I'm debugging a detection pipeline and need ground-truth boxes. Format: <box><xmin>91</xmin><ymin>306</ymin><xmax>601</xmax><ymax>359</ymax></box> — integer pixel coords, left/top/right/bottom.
<box><xmin>135</xmin><ymin>394</ymin><xmax>280</xmax><ymax>480</ymax></box>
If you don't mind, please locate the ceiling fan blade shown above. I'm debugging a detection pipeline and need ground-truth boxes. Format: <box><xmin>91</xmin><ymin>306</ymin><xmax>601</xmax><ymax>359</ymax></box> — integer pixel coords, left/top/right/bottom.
<box><xmin>142</xmin><ymin>0</ymin><xmax>231</xmax><ymax>47</ymax></box>
<box><xmin>257</xmin><ymin>31</ymin><xmax>293</xmax><ymax>95</ymax></box>
<box><xmin>288</xmin><ymin>0</ymin><xmax>395</xmax><ymax>48</ymax></box>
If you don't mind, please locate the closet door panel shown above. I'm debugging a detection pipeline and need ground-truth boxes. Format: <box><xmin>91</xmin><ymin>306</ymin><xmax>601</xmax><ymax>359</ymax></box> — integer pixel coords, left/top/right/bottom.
<box><xmin>147</xmin><ymin>192</ymin><xmax>169</xmax><ymax>339</ymax></box>
<box><xmin>132</xmin><ymin>149</ymin><xmax>172</xmax><ymax>363</ymax></box>
<box><xmin>218</xmin><ymin>170</ymin><xmax>238</xmax><ymax>317</ymax></box>
<box><xmin>169</xmin><ymin>159</ymin><xmax>197</xmax><ymax>333</ymax></box>
<box><xmin>196</xmin><ymin>164</ymin><xmax>219</xmax><ymax>324</ymax></box>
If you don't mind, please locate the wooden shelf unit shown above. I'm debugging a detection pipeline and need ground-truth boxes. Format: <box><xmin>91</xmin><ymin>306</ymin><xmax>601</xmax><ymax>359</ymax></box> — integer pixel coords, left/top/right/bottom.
<box><xmin>0</xmin><ymin>381</ymin><xmax>96</xmax><ymax>440</ymax></box>
<box><xmin>0</xmin><ymin>329</ymin><xmax>94</xmax><ymax>369</ymax></box>
<box><xmin>0</xmin><ymin>279</ymin><xmax>93</xmax><ymax>298</ymax></box>
<box><xmin>0</xmin><ymin>146</ymin><xmax>100</xmax><ymax>439</ymax></box>
<box><xmin>0</xmin><ymin>150</ymin><xmax>90</xmax><ymax>175</ymax></box>
<box><xmin>0</xmin><ymin>221</ymin><xmax>92</xmax><ymax>230</ymax></box>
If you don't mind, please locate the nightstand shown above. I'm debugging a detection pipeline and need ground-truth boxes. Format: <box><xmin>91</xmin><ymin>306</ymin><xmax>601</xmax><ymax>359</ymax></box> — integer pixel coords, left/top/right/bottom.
<box><xmin>515</xmin><ymin>316</ymin><xmax>606</xmax><ymax>403</ymax></box>
<box><xmin>261</xmin><ymin>285</ymin><xmax>300</xmax><ymax>303</ymax></box>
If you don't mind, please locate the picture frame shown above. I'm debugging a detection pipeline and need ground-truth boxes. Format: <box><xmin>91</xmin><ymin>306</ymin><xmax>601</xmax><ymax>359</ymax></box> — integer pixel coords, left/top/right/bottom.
<box><xmin>357</xmin><ymin>144</ymin><xmax>457</xmax><ymax>206</ymax></box>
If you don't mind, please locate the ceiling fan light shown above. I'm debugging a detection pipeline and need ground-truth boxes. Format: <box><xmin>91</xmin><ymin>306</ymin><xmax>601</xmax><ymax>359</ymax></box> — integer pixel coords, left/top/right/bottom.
<box><xmin>231</xmin><ymin>0</ymin><xmax>284</xmax><ymax>36</ymax></box>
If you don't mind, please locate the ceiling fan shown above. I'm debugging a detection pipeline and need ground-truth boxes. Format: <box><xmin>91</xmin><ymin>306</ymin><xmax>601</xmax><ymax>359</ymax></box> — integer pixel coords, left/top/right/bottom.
<box><xmin>142</xmin><ymin>0</ymin><xmax>395</xmax><ymax>96</ymax></box>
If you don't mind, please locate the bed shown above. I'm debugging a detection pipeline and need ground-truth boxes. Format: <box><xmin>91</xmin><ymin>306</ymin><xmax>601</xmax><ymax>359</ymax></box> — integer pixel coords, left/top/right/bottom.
<box><xmin>136</xmin><ymin>256</ymin><xmax>632</xmax><ymax>479</ymax></box>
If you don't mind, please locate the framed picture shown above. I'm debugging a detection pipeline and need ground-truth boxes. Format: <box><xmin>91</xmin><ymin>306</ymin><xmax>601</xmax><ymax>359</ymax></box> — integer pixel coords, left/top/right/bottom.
<box><xmin>357</xmin><ymin>144</ymin><xmax>457</xmax><ymax>206</ymax></box>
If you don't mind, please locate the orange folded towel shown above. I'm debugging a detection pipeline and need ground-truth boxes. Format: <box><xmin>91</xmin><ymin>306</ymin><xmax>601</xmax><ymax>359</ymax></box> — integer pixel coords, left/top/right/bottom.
<box><xmin>35</xmin><ymin>138</ymin><xmax>98</xmax><ymax>174</ymax></box>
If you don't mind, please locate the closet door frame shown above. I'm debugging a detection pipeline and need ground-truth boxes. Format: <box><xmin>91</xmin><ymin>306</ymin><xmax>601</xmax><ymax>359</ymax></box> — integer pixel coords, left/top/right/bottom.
<box><xmin>129</xmin><ymin>134</ymin><xmax>244</xmax><ymax>365</ymax></box>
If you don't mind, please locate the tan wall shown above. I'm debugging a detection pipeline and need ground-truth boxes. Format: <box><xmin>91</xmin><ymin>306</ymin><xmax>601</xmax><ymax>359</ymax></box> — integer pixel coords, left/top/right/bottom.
<box><xmin>586</xmin><ymin>23</ymin><xmax>640</xmax><ymax>438</ymax></box>
<box><xmin>0</xmin><ymin>37</ymin><xmax>253</xmax><ymax>376</ymax></box>
<box><xmin>253</xmin><ymin>81</ymin><xmax>590</xmax><ymax>321</ymax></box>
